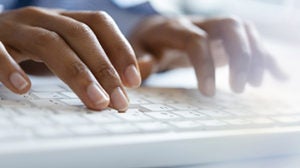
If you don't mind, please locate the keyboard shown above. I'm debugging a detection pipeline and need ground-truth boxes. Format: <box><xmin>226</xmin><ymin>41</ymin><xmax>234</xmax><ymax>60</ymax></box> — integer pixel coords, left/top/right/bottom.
<box><xmin>0</xmin><ymin>82</ymin><xmax>297</xmax><ymax>140</ymax></box>
<box><xmin>0</xmin><ymin>77</ymin><xmax>299</xmax><ymax>168</ymax></box>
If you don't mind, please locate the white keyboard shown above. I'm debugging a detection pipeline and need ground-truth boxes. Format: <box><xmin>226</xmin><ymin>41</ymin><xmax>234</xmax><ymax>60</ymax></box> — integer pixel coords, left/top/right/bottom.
<box><xmin>1</xmin><ymin>78</ymin><xmax>300</xmax><ymax>168</ymax></box>
<box><xmin>0</xmin><ymin>82</ymin><xmax>298</xmax><ymax>142</ymax></box>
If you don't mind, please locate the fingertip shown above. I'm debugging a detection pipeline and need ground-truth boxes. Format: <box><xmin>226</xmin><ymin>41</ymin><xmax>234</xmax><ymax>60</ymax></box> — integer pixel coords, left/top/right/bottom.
<box><xmin>137</xmin><ymin>55</ymin><xmax>156</xmax><ymax>80</ymax></box>
<box><xmin>272</xmin><ymin>69</ymin><xmax>289</xmax><ymax>82</ymax></box>
<box><xmin>110</xmin><ymin>87</ymin><xmax>128</xmax><ymax>112</ymax></box>
<box><xmin>124</xmin><ymin>64</ymin><xmax>142</xmax><ymax>88</ymax></box>
<box><xmin>230</xmin><ymin>72</ymin><xmax>247</xmax><ymax>93</ymax></box>
<box><xmin>199</xmin><ymin>77</ymin><xmax>215</xmax><ymax>97</ymax></box>
<box><xmin>248</xmin><ymin>68</ymin><xmax>264</xmax><ymax>87</ymax></box>
<box><xmin>86</xmin><ymin>83</ymin><xmax>110</xmax><ymax>110</ymax></box>
<box><xmin>9</xmin><ymin>72</ymin><xmax>31</xmax><ymax>94</ymax></box>
<box><xmin>265</xmin><ymin>54</ymin><xmax>289</xmax><ymax>82</ymax></box>
<box><xmin>248</xmin><ymin>78</ymin><xmax>262</xmax><ymax>87</ymax></box>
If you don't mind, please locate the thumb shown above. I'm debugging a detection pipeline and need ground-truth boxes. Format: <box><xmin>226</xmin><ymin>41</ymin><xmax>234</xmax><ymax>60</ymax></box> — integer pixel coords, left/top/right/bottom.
<box><xmin>137</xmin><ymin>53</ymin><xmax>157</xmax><ymax>80</ymax></box>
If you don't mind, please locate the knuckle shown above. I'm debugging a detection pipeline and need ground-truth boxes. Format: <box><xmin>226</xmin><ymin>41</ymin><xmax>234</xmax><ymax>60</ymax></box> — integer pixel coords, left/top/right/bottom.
<box><xmin>70</xmin><ymin>61</ymin><xmax>90</xmax><ymax>77</ymax></box>
<box><xmin>185</xmin><ymin>30</ymin><xmax>208</xmax><ymax>48</ymax></box>
<box><xmin>92</xmin><ymin>11</ymin><xmax>112</xmax><ymax>21</ymax></box>
<box><xmin>64</xmin><ymin>61</ymin><xmax>94</xmax><ymax>87</ymax></box>
<box><xmin>89</xmin><ymin>11</ymin><xmax>114</xmax><ymax>25</ymax></box>
<box><xmin>66</xmin><ymin>61</ymin><xmax>94</xmax><ymax>83</ymax></box>
<box><xmin>189</xmin><ymin>31</ymin><xmax>208</xmax><ymax>41</ymax></box>
<box><xmin>14</xmin><ymin>7</ymin><xmax>47</xmax><ymax>23</ymax></box>
<box><xmin>19</xmin><ymin>6</ymin><xmax>40</xmax><ymax>13</ymax></box>
<box><xmin>220</xmin><ymin>16</ymin><xmax>242</xmax><ymax>27</ymax></box>
<box><xmin>32</xmin><ymin>30</ymin><xmax>60</xmax><ymax>47</ymax></box>
<box><xmin>67</xmin><ymin>22</ymin><xmax>93</xmax><ymax>37</ymax></box>
<box><xmin>96</xmin><ymin>64</ymin><xmax>120</xmax><ymax>82</ymax></box>
<box><xmin>162</xmin><ymin>19</ymin><xmax>177</xmax><ymax>28</ymax></box>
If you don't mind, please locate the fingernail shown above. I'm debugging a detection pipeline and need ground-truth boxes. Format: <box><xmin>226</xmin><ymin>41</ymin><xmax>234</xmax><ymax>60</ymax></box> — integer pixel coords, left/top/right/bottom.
<box><xmin>235</xmin><ymin>72</ymin><xmax>247</xmax><ymax>92</ymax></box>
<box><xmin>111</xmin><ymin>87</ymin><xmax>128</xmax><ymax>111</ymax></box>
<box><xmin>124</xmin><ymin>65</ymin><xmax>141</xmax><ymax>88</ymax></box>
<box><xmin>205</xmin><ymin>78</ymin><xmax>215</xmax><ymax>96</ymax></box>
<box><xmin>10</xmin><ymin>72</ymin><xmax>28</xmax><ymax>91</ymax></box>
<box><xmin>87</xmin><ymin>83</ymin><xmax>109</xmax><ymax>106</ymax></box>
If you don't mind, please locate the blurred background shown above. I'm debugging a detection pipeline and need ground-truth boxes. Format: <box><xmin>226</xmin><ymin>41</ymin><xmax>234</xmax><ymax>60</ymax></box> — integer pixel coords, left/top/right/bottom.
<box><xmin>150</xmin><ymin>0</ymin><xmax>300</xmax><ymax>44</ymax></box>
<box><xmin>144</xmin><ymin>0</ymin><xmax>299</xmax><ymax>101</ymax></box>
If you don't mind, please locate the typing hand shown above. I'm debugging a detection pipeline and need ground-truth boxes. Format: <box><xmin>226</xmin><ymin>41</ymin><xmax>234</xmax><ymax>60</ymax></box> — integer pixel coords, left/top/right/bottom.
<box><xmin>130</xmin><ymin>16</ymin><xmax>287</xmax><ymax>96</ymax></box>
<box><xmin>0</xmin><ymin>7</ymin><xmax>141</xmax><ymax>111</ymax></box>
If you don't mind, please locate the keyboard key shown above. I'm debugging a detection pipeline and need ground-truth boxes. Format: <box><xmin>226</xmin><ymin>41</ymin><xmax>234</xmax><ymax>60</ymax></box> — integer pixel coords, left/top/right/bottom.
<box><xmin>50</xmin><ymin>115</ymin><xmax>89</xmax><ymax>125</ymax></box>
<box><xmin>172</xmin><ymin>111</ymin><xmax>207</xmax><ymax>119</ymax></box>
<box><xmin>196</xmin><ymin>120</ymin><xmax>228</xmax><ymax>129</ymax></box>
<box><xmin>60</xmin><ymin>99</ymin><xmax>84</xmax><ymax>106</ymax></box>
<box><xmin>146</xmin><ymin>112</ymin><xmax>181</xmax><ymax>120</ymax></box>
<box><xmin>135</xmin><ymin>122</ymin><xmax>171</xmax><ymax>132</ymax></box>
<box><xmin>0</xmin><ymin>107</ymin><xmax>20</xmax><ymax>117</ymax></box>
<box><xmin>169</xmin><ymin>121</ymin><xmax>202</xmax><ymax>130</ymax></box>
<box><xmin>18</xmin><ymin>108</ymin><xmax>55</xmax><ymax>116</ymax></box>
<box><xmin>129</xmin><ymin>97</ymin><xmax>150</xmax><ymax>105</ymax></box>
<box><xmin>168</xmin><ymin>104</ymin><xmax>198</xmax><ymax>110</ymax></box>
<box><xmin>29</xmin><ymin>99</ymin><xmax>56</xmax><ymax>107</ymax></box>
<box><xmin>200</xmin><ymin>109</ymin><xmax>233</xmax><ymax>118</ymax></box>
<box><xmin>104</xmin><ymin>123</ymin><xmax>140</xmax><ymax>134</ymax></box>
<box><xmin>70</xmin><ymin>125</ymin><xmax>107</xmax><ymax>136</ymax></box>
<box><xmin>32</xmin><ymin>85</ymin><xmax>65</xmax><ymax>92</ymax></box>
<box><xmin>0</xmin><ymin>128</ymin><xmax>32</xmax><ymax>140</ymax></box>
<box><xmin>35</xmin><ymin>126</ymin><xmax>72</xmax><ymax>138</ymax></box>
<box><xmin>224</xmin><ymin>119</ymin><xmax>252</xmax><ymax>126</ymax></box>
<box><xmin>61</xmin><ymin>92</ymin><xmax>78</xmax><ymax>99</ymax></box>
<box><xmin>0</xmin><ymin>93</ymin><xmax>28</xmax><ymax>101</ymax></box>
<box><xmin>32</xmin><ymin>92</ymin><xmax>65</xmax><ymax>99</ymax></box>
<box><xmin>227</xmin><ymin>110</ymin><xmax>255</xmax><ymax>117</ymax></box>
<box><xmin>84</xmin><ymin>113</ymin><xmax>121</xmax><ymax>123</ymax></box>
<box><xmin>0</xmin><ymin>100</ymin><xmax>32</xmax><ymax>108</ymax></box>
<box><xmin>117</xmin><ymin>109</ymin><xmax>152</xmax><ymax>121</ymax></box>
<box><xmin>0</xmin><ymin>118</ymin><xmax>13</xmax><ymax>127</ymax></box>
<box><xmin>250</xmin><ymin>118</ymin><xmax>274</xmax><ymax>125</ymax></box>
<box><xmin>272</xmin><ymin>116</ymin><xmax>300</xmax><ymax>124</ymax></box>
<box><xmin>141</xmin><ymin>104</ymin><xmax>174</xmax><ymax>111</ymax></box>
<box><xmin>13</xmin><ymin>116</ymin><xmax>53</xmax><ymax>127</ymax></box>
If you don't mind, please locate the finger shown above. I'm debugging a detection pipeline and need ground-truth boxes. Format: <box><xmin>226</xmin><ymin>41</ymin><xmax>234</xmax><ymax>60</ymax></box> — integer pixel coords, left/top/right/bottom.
<box><xmin>4</xmin><ymin>46</ymin><xmax>52</xmax><ymax>75</ymax></box>
<box><xmin>195</xmin><ymin>17</ymin><xmax>252</xmax><ymax>93</ymax></box>
<box><xmin>142</xmin><ymin>18</ymin><xmax>215</xmax><ymax>96</ymax></box>
<box><xmin>22</xmin><ymin>9</ymin><xmax>129</xmax><ymax>111</ymax></box>
<box><xmin>244</xmin><ymin>22</ymin><xmax>265</xmax><ymax>86</ymax></box>
<box><xmin>265</xmin><ymin>53</ymin><xmax>288</xmax><ymax>81</ymax></box>
<box><xmin>4</xmin><ymin>24</ymin><xmax>110</xmax><ymax>111</ymax></box>
<box><xmin>219</xmin><ymin>18</ymin><xmax>251</xmax><ymax>93</ymax></box>
<box><xmin>0</xmin><ymin>42</ymin><xmax>31</xmax><ymax>94</ymax></box>
<box><xmin>245</xmin><ymin>22</ymin><xmax>287</xmax><ymax>83</ymax></box>
<box><xmin>60</xmin><ymin>11</ymin><xmax>142</xmax><ymax>88</ymax></box>
<box><xmin>132</xmin><ymin>42</ymin><xmax>157</xmax><ymax>80</ymax></box>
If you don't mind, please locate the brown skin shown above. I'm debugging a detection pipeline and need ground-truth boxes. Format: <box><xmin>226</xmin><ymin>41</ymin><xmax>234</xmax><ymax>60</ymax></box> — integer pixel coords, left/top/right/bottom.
<box><xmin>0</xmin><ymin>7</ymin><xmax>286</xmax><ymax>111</ymax></box>
<box><xmin>131</xmin><ymin>15</ymin><xmax>287</xmax><ymax>96</ymax></box>
<box><xmin>0</xmin><ymin>7</ymin><xmax>141</xmax><ymax>111</ymax></box>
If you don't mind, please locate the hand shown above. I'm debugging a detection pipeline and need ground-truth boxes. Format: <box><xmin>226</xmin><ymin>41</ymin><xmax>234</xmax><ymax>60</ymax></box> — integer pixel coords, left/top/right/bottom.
<box><xmin>0</xmin><ymin>7</ymin><xmax>141</xmax><ymax>111</ymax></box>
<box><xmin>130</xmin><ymin>15</ymin><xmax>286</xmax><ymax>96</ymax></box>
